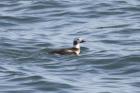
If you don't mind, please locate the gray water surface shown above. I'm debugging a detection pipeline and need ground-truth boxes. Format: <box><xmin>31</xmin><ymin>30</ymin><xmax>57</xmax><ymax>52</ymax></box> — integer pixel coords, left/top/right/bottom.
<box><xmin>0</xmin><ymin>0</ymin><xmax>140</xmax><ymax>93</ymax></box>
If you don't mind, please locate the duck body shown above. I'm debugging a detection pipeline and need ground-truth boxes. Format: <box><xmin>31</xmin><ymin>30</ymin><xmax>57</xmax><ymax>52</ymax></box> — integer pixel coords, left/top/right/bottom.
<box><xmin>49</xmin><ymin>37</ymin><xmax>85</xmax><ymax>56</ymax></box>
<box><xmin>49</xmin><ymin>47</ymin><xmax>80</xmax><ymax>55</ymax></box>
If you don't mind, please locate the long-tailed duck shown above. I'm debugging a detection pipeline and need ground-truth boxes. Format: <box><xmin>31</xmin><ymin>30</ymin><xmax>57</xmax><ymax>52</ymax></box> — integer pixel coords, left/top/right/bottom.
<box><xmin>49</xmin><ymin>37</ymin><xmax>86</xmax><ymax>55</ymax></box>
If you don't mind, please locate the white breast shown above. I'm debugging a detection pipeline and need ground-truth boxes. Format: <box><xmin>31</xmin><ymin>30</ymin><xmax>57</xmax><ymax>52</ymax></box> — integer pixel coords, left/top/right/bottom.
<box><xmin>75</xmin><ymin>50</ymin><xmax>80</xmax><ymax>55</ymax></box>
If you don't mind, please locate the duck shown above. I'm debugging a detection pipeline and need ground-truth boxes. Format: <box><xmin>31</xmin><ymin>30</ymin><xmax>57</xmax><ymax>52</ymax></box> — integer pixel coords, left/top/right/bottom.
<box><xmin>49</xmin><ymin>37</ymin><xmax>86</xmax><ymax>55</ymax></box>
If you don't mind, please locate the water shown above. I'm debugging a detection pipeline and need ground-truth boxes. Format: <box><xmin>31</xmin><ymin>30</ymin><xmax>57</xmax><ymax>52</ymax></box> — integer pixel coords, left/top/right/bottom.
<box><xmin>0</xmin><ymin>0</ymin><xmax>140</xmax><ymax>93</ymax></box>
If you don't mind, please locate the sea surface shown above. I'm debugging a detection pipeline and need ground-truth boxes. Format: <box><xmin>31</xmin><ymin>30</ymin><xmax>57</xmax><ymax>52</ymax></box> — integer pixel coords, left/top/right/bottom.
<box><xmin>0</xmin><ymin>0</ymin><xmax>140</xmax><ymax>93</ymax></box>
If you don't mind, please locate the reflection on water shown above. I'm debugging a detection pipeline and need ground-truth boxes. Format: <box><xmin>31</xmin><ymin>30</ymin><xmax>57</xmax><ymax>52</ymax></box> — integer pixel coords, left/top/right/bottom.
<box><xmin>0</xmin><ymin>0</ymin><xmax>140</xmax><ymax>93</ymax></box>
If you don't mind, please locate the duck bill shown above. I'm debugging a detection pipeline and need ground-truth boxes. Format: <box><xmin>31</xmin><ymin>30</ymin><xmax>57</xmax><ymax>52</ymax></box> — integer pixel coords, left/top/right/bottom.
<box><xmin>80</xmin><ymin>40</ymin><xmax>86</xmax><ymax>43</ymax></box>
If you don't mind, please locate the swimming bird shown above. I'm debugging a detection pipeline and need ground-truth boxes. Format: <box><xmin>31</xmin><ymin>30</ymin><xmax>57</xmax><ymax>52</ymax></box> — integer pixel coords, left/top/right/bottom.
<box><xmin>49</xmin><ymin>37</ymin><xmax>86</xmax><ymax>55</ymax></box>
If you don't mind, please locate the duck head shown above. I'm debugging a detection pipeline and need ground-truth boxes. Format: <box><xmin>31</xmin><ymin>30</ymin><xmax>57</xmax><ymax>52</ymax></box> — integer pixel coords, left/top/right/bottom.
<box><xmin>73</xmin><ymin>37</ymin><xmax>86</xmax><ymax>48</ymax></box>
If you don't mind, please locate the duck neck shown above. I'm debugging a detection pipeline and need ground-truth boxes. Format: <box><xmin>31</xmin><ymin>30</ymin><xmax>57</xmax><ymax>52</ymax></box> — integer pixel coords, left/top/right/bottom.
<box><xmin>73</xmin><ymin>44</ymin><xmax>80</xmax><ymax>49</ymax></box>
